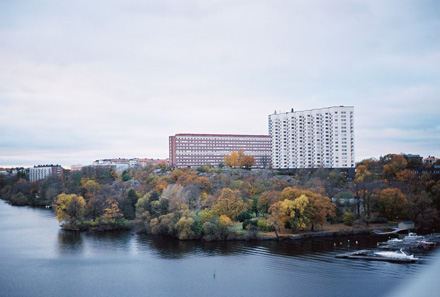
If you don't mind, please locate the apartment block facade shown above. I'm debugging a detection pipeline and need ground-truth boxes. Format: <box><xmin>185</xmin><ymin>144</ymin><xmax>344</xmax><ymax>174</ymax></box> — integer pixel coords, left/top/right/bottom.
<box><xmin>268</xmin><ymin>106</ymin><xmax>354</xmax><ymax>169</ymax></box>
<box><xmin>169</xmin><ymin>133</ymin><xmax>271</xmax><ymax>168</ymax></box>
<box><xmin>29</xmin><ymin>164</ymin><xmax>63</xmax><ymax>182</ymax></box>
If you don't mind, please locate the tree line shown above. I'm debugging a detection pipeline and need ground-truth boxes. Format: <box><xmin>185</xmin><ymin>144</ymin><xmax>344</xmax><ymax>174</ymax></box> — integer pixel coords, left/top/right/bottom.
<box><xmin>1</xmin><ymin>153</ymin><xmax>439</xmax><ymax>239</ymax></box>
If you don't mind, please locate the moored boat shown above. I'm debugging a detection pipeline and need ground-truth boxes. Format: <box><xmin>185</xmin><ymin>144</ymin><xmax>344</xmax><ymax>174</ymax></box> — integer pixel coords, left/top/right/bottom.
<box><xmin>374</xmin><ymin>248</ymin><xmax>418</xmax><ymax>260</ymax></box>
<box><xmin>403</xmin><ymin>232</ymin><xmax>423</xmax><ymax>241</ymax></box>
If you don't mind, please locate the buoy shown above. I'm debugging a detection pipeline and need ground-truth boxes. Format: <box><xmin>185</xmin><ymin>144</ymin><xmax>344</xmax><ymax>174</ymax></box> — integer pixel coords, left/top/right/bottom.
<box><xmin>213</xmin><ymin>267</ymin><xmax>216</xmax><ymax>278</ymax></box>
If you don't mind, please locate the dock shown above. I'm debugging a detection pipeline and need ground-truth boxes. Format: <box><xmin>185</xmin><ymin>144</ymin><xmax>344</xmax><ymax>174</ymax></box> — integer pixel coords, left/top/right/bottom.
<box><xmin>372</xmin><ymin>228</ymin><xmax>409</xmax><ymax>235</ymax></box>
<box><xmin>335</xmin><ymin>250</ymin><xmax>419</xmax><ymax>263</ymax></box>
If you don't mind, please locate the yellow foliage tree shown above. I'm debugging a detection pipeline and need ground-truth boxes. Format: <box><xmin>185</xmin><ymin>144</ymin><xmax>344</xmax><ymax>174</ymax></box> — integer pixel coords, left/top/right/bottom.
<box><xmin>270</xmin><ymin>187</ymin><xmax>335</xmax><ymax>231</ymax></box>
<box><xmin>54</xmin><ymin>193</ymin><xmax>86</xmax><ymax>225</ymax></box>
<box><xmin>176</xmin><ymin>216</ymin><xmax>196</xmax><ymax>240</ymax></box>
<box><xmin>213</xmin><ymin>188</ymin><xmax>247</xmax><ymax>220</ymax></box>
<box><xmin>267</xmin><ymin>201</ymin><xmax>285</xmax><ymax>240</ymax></box>
<box><xmin>102</xmin><ymin>199</ymin><xmax>123</xmax><ymax>220</ymax></box>
<box><xmin>219</xmin><ymin>215</ymin><xmax>232</xmax><ymax>227</ymax></box>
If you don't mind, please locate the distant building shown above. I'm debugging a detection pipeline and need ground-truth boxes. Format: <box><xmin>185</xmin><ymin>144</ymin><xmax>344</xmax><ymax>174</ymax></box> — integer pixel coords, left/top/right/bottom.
<box><xmin>10</xmin><ymin>168</ymin><xmax>25</xmax><ymax>176</ymax></box>
<box><xmin>411</xmin><ymin>167</ymin><xmax>440</xmax><ymax>181</ymax></box>
<box><xmin>139</xmin><ymin>158</ymin><xmax>169</xmax><ymax>167</ymax></box>
<box><xmin>268</xmin><ymin>106</ymin><xmax>355</xmax><ymax>170</ymax></box>
<box><xmin>92</xmin><ymin>157</ymin><xmax>167</xmax><ymax>173</ymax></box>
<box><xmin>403</xmin><ymin>154</ymin><xmax>423</xmax><ymax>166</ymax></box>
<box><xmin>398</xmin><ymin>221</ymin><xmax>415</xmax><ymax>230</ymax></box>
<box><xmin>70</xmin><ymin>165</ymin><xmax>83</xmax><ymax>171</ymax></box>
<box><xmin>29</xmin><ymin>165</ymin><xmax>63</xmax><ymax>182</ymax></box>
<box><xmin>424</xmin><ymin>156</ymin><xmax>438</xmax><ymax>166</ymax></box>
<box><xmin>169</xmin><ymin>133</ymin><xmax>271</xmax><ymax>168</ymax></box>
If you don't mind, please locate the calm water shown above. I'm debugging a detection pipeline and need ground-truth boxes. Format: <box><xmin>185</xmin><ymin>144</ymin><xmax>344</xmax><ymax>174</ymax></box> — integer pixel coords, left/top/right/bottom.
<box><xmin>0</xmin><ymin>201</ymin><xmax>437</xmax><ymax>297</ymax></box>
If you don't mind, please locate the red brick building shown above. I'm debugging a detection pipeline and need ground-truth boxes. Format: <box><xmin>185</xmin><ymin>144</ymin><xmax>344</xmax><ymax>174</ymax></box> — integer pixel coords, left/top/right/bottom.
<box><xmin>169</xmin><ymin>133</ymin><xmax>271</xmax><ymax>168</ymax></box>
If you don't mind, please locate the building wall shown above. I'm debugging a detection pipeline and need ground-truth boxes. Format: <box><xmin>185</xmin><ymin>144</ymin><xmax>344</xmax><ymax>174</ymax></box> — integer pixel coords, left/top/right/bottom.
<box><xmin>29</xmin><ymin>165</ymin><xmax>62</xmax><ymax>182</ymax></box>
<box><xmin>269</xmin><ymin>106</ymin><xmax>355</xmax><ymax>169</ymax></box>
<box><xmin>169</xmin><ymin>133</ymin><xmax>271</xmax><ymax>168</ymax></box>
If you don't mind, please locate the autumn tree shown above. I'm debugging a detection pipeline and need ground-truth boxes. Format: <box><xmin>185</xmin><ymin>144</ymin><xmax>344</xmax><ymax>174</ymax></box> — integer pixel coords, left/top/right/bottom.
<box><xmin>351</xmin><ymin>164</ymin><xmax>379</xmax><ymax>219</ymax></box>
<box><xmin>325</xmin><ymin>171</ymin><xmax>347</xmax><ymax>198</ymax></box>
<box><xmin>213</xmin><ymin>188</ymin><xmax>247</xmax><ymax>220</ymax></box>
<box><xmin>411</xmin><ymin>191</ymin><xmax>439</xmax><ymax>229</ymax></box>
<box><xmin>240</xmin><ymin>155</ymin><xmax>255</xmax><ymax>169</ymax></box>
<box><xmin>192</xmin><ymin>176</ymin><xmax>213</xmax><ymax>194</ymax></box>
<box><xmin>175</xmin><ymin>216</ymin><xmax>196</xmax><ymax>240</ymax></box>
<box><xmin>281</xmin><ymin>195</ymin><xmax>310</xmax><ymax>230</ymax></box>
<box><xmin>182</xmin><ymin>185</ymin><xmax>201</xmax><ymax>211</ymax></box>
<box><xmin>224</xmin><ymin>149</ymin><xmax>255</xmax><ymax>168</ymax></box>
<box><xmin>54</xmin><ymin>193</ymin><xmax>86</xmax><ymax>227</ymax></box>
<box><xmin>224</xmin><ymin>151</ymin><xmax>240</xmax><ymax>167</ymax></box>
<box><xmin>307</xmin><ymin>193</ymin><xmax>335</xmax><ymax>231</ymax></box>
<box><xmin>99</xmin><ymin>199</ymin><xmax>123</xmax><ymax>221</ymax></box>
<box><xmin>81</xmin><ymin>179</ymin><xmax>101</xmax><ymax>199</ymax></box>
<box><xmin>267</xmin><ymin>201</ymin><xmax>285</xmax><ymax>240</ymax></box>
<box><xmin>378</xmin><ymin>188</ymin><xmax>408</xmax><ymax>220</ymax></box>
<box><xmin>381</xmin><ymin>154</ymin><xmax>408</xmax><ymax>181</ymax></box>
<box><xmin>257</xmin><ymin>191</ymin><xmax>280</xmax><ymax>214</ymax></box>
<box><xmin>277</xmin><ymin>187</ymin><xmax>335</xmax><ymax>231</ymax></box>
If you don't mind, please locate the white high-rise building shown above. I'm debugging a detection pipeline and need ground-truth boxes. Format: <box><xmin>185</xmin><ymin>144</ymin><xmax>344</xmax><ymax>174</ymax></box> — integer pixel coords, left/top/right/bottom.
<box><xmin>268</xmin><ymin>106</ymin><xmax>354</xmax><ymax>169</ymax></box>
<box><xmin>29</xmin><ymin>165</ymin><xmax>63</xmax><ymax>182</ymax></box>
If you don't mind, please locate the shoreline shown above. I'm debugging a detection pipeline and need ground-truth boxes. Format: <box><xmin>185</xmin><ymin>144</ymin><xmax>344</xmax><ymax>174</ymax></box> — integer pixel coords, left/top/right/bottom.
<box><xmin>1</xmin><ymin>198</ymin><xmax>393</xmax><ymax>241</ymax></box>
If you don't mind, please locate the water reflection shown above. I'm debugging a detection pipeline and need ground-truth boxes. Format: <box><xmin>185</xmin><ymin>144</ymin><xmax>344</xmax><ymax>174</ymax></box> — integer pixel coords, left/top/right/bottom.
<box><xmin>0</xmin><ymin>202</ymin><xmax>434</xmax><ymax>297</ymax></box>
<box><xmin>133</xmin><ymin>233</ymin><xmax>383</xmax><ymax>260</ymax></box>
<box><xmin>57</xmin><ymin>230</ymin><xmax>134</xmax><ymax>255</ymax></box>
<box><xmin>57</xmin><ymin>230</ymin><xmax>84</xmax><ymax>254</ymax></box>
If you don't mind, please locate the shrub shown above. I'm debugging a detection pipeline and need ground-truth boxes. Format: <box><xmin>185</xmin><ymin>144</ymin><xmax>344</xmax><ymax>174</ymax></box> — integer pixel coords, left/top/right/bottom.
<box><xmin>242</xmin><ymin>219</ymin><xmax>258</xmax><ymax>230</ymax></box>
<box><xmin>343</xmin><ymin>212</ymin><xmax>356</xmax><ymax>226</ymax></box>
<box><xmin>257</xmin><ymin>219</ymin><xmax>274</xmax><ymax>232</ymax></box>
<box><xmin>219</xmin><ymin>215</ymin><xmax>232</xmax><ymax>227</ymax></box>
<box><xmin>237</xmin><ymin>211</ymin><xmax>252</xmax><ymax>222</ymax></box>
<box><xmin>122</xmin><ymin>172</ymin><xmax>132</xmax><ymax>181</ymax></box>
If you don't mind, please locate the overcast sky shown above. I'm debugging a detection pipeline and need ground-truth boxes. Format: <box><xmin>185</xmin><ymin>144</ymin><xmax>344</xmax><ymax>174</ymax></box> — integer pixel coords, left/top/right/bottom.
<box><xmin>1</xmin><ymin>0</ymin><xmax>439</xmax><ymax>168</ymax></box>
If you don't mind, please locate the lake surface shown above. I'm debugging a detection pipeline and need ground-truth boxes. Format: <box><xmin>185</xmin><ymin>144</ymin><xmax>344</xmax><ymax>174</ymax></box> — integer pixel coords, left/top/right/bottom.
<box><xmin>0</xmin><ymin>201</ymin><xmax>438</xmax><ymax>297</ymax></box>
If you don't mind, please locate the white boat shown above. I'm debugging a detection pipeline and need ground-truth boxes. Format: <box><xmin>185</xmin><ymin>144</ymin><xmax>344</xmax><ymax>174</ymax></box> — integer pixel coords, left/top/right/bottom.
<box><xmin>377</xmin><ymin>238</ymin><xmax>403</xmax><ymax>246</ymax></box>
<box><xmin>374</xmin><ymin>249</ymin><xmax>418</xmax><ymax>260</ymax></box>
<box><xmin>387</xmin><ymin>238</ymin><xmax>403</xmax><ymax>243</ymax></box>
<box><xmin>403</xmin><ymin>232</ymin><xmax>423</xmax><ymax>241</ymax></box>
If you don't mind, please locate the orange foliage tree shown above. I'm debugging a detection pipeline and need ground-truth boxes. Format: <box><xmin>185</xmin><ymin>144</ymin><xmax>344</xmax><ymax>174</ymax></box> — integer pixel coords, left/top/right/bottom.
<box><xmin>224</xmin><ymin>149</ymin><xmax>255</xmax><ymax>168</ymax></box>
<box><xmin>378</xmin><ymin>188</ymin><xmax>408</xmax><ymax>220</ymax></box>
